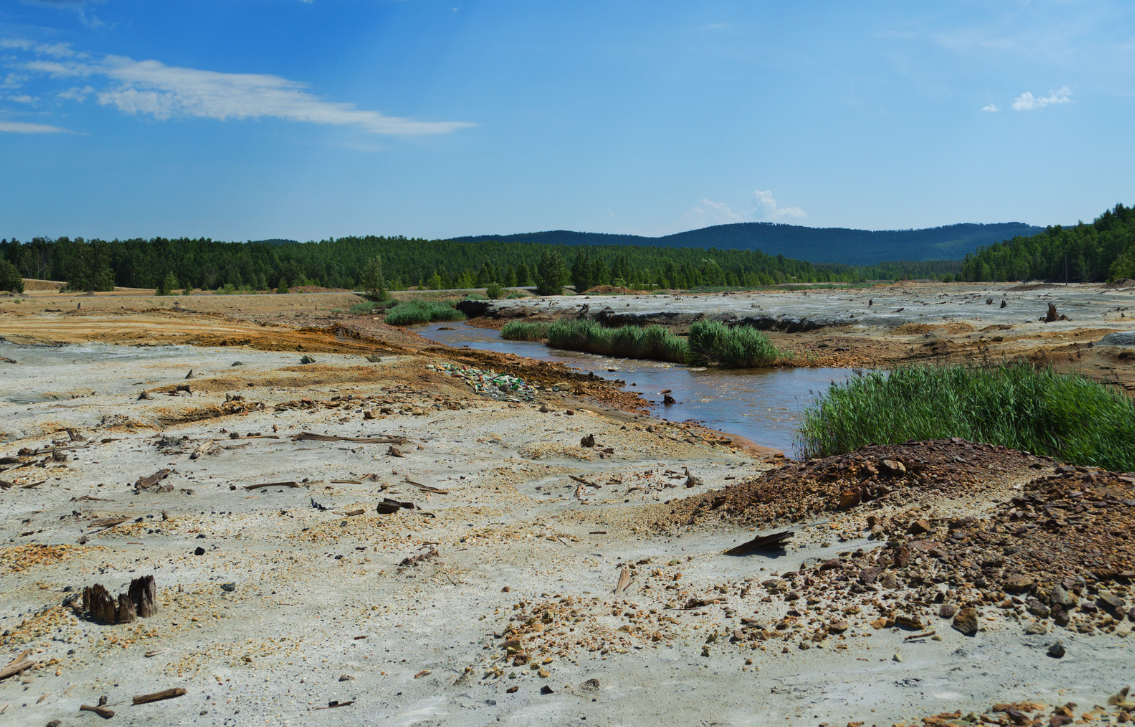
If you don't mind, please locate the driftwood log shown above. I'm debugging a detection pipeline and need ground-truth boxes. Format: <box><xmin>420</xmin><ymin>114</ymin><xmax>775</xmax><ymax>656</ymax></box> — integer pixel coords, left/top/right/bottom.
<box><xmin>724</xmin><ymin>530</ymin><xmax>794</xmax><ymax>556</ymax></box>
<box><xmin>83</xmin><ymin>576</ymin><xmax>158</xmax><ymax>624</ymax></box>
<box><xmin>133</xmin><ymin>687</ymin><xmax>186</xmax><ymax>705</ymax></box>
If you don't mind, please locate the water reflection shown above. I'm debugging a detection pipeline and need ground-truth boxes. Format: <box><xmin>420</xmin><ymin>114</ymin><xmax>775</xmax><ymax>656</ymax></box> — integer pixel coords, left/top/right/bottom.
<box><xmin>415</xmin><ymin>322</ymin><xmax>851</xmax><ymax>453</ymax></box>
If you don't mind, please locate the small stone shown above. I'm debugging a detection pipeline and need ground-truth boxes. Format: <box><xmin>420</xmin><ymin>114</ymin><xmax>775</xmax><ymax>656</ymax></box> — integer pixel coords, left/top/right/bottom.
<box><xmin>506</xmin><ymin>686</ymin><xmax>518</xmax><ymax>693</ymax></box>
<box><xmin>908</xmin><ymin>520</ymin><xmax>931</xmax><ymax>536</ymax></box>
<box><xmin>1026</xmin><ymin>599</ymin><xmax>1050</xmax><ymax>619</ymax></box>
<box><xmin>1099</xmin><ymin>592</ymin><xmax>1124</xmax><ymax>613</ymax></box>
<box><xmin>339</xmin><ymin>674</ymin><xmax>353</xmax><ymax>682</ymax></box>
<box><xmin>540</xmin><ymin>685</ymin><xmax>554</xmax><ymax>695</ymax></box>
<box><xmin>892</xmin><ymin>652</ymin><xmax>903</xmax><ymax>662</ymax></box>
<box><xmin>1051</xmin><ymin>584</ymin><xmax>1076</xmax><ymax>608</ymax></box>
<box><xmin>1025</xmin><ymin>622</ymin><xmax>1048</xmax><ymax>635</ymax></box>
<box><xmin>580</xmin><ymin>678</ymin><xmax>600</xmax><ymax>692</ymax></box>
<box><xmin>828</xmin><ymin>621</ymin><xmax>849</xmax><ymax>634</ymax></box>
<box><xmin>952</xmin><ymin>607</ymin><xmax>979</xmax><ymax>636</ymax></box>
<box><xmin>220</xmin><ymin>583</ymin><xmax>235</xmax><ymax>592</ymax></box>
<box><xmin>1047</xmin><ymin>640</ymin><xmax>1065</xmax><ymax>658</ymax></box>
<box><xmin>880</xmin><ymin>572</ymin><xmax>899</xmax><ymax>590</ymax></box>
<box><xmin>701</xmin><ymin>646</ymin><xmax>711</xmax><ymax>657</ymax></box>
<box><xmin>939</xmin><ymin>604</ymin><xmax>957</xmax><ymax>619</ymax></box>
<box><xmin>1004</xmin><ymin>575</ymin><xmax>1034</xmax><ymax>592</ymax></box>
<box><xmin>894</xmin><ymin>615</ymin><xmax>922</xmax><ymax>630</ymax></box>
<box><xmin>537</xmin><ymin>669</ymin><xmax>549</xmax><ymax>678</ymax></box>
<box><xmin>193</xmin><ymin>546</ymin><xmax>205</xmax><ymax>556</ymax></box>
<box><xmin>880</xmin><ymin>459</ymin><xmax>906</xmax><ymax>475</ymax></box>
<box><xmin>501</xmin><ymin>586</ymin><xmax>511</xmax><ymax>593</ymax></box>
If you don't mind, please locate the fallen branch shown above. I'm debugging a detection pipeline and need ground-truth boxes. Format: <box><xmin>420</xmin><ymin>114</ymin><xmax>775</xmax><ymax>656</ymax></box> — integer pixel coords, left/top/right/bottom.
<box><xmin>243</xmin><ymin>482</ymin><xmax>300</xmax><ymax>491</ymax></box>
<box><xmin>724</xmin><ymin>530</ymin><xmax>794</xmax><ymax>556</ymax></box>
<box><xmin>88</xmin><ymin>516</ymin><xmax>131</xmax><ymax>530</ymax></box>
<box><xmin>79</xmin><ymin>704</ymin><xmax>115</xmax><ymax>719</ymax></box>
<box><xmin>293</xmin><ymin>433</ymin><xmax>408</xmax><ymax>444</ymax></box>
<box><xmin>403</xmin><ymin>478</ymin><xmax>448</xmax><ymax>494</ymax></box>
<box><xmin>132</xmin><ymin>688</ymin><xmax>186</xmax><ymax>705</ymax></box>
<box><xmin>904</xmin><ymin>630</ymin><xmax>936</xmax><ymax>641</ymax></box>
<box><xmin>568</xmin><ymin>475</ymin><xmax>597</xmax><ymax>487</ymax></box>
<box><xmin>314</xmin><ymin>700</ymin><xmax>355</xmax><ymax>710</ymax></box>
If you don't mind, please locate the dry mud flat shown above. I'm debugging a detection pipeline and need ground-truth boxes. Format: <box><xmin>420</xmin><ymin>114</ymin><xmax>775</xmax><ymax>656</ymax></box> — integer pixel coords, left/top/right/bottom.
<box><xmin>0</xmin><ymin>303</ymin><xmax>1132</xmax><ymax>725</ymax></box>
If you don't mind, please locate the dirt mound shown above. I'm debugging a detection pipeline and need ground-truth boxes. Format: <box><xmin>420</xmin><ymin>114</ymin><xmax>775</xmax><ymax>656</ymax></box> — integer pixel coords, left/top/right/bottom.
<box><xmin>19</xmin><ymin>279</ymin><xmax>66</xmax><ymax>292</ymax></box>
<box><xmin>581</xmin><ymin>285</ymin><xmax>636</xmax><ymax>295</ymax></box>
<box><xmin>1009</xmin><ymin>282</ymin><xmax>1061</xmax><ymax>291</ymax></box>
<box><xmin>675</xmin><ymin>439</ymin><xmax>1044</xmax><ymax>528</ymax></box>
<box><xmin>1105</xmin><ymin>278</ymin><xmax>1135</xmax><ymax>289</ymax></box>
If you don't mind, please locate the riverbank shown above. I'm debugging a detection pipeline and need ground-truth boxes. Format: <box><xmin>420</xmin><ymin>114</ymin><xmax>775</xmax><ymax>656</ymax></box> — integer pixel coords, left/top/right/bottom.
<box><xmin>458</xmin><ymin>280</ymin><xmax>1135</xmax><ymax>392</ymax></box>
<box><xmin>1</xmin><ymin>291</ymin><xmax>1132</xmax><ymax>726</ymax></box>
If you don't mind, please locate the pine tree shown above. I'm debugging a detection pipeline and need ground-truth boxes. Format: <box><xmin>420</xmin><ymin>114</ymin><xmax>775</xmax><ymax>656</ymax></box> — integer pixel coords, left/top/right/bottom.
<box><xmin>359</xmin><ymin>255</ymin><xmax>389</xmax><ymax>301</ymax></box>
<box><xmin>536</xmin><ymin>250</ymin><xmax>566</xmax><ymax>296</ymax></box>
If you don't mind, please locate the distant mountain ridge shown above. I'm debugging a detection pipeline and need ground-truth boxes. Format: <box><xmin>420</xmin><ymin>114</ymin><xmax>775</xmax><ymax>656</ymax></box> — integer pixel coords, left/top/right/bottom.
<box><xmin>453</xmin><ymin>222</ymin><xmax>1045</xmax><ymax>266</ymax></box>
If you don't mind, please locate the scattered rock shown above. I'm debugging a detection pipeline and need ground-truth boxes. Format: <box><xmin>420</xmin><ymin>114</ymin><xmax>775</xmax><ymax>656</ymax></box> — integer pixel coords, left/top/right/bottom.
<box><xmin>952</xmin><ymin>607</ymin><xmax>979</xmax><ymax>636</ymax></box>
<box><xmin>1047</xmin><ymin>640</ymin><xmax>1065</xmax><ymax>658</ymax></box>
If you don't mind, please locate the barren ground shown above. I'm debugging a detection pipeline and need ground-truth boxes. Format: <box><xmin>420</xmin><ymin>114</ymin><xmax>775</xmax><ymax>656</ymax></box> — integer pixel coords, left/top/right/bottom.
<box><xmin>0</xmin><ymin>285</ymin><xmax>1132</xmax><ymax>727</ymax></box>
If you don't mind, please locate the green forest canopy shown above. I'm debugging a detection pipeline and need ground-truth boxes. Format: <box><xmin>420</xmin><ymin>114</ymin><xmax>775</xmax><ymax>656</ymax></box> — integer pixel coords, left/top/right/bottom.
<box><xmin>960</xmin><ymin>203</ymin><xmax>1135</xmax><ymax>283</ymax></box>
<box><xmin>0</xmin><ymin>234</ymin><xmax>968</xmax><ymax>294</ymax></box>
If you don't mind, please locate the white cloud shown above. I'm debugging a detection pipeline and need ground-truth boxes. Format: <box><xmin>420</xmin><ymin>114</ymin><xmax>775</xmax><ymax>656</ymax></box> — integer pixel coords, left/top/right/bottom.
<box><xmin>2</xmin><ymin>73</ymin><xmax>30</xmax><ymax>89</ymax></box>
<box><xmin>982</xmin><ymin>103</ymin><xmax>999</xmax><ymax>112</ymax></box>
<box><xmin>678</xmin><ymin>198</ymin><xmax>746</xmax><ymax>229</ymax></box>
<box><xmin>7</xmin><ymin>94</ymin><xmax>38</xmax><ymax>104</ymax></box>
<box><xmin>57</xmin><ymin>85</ymin><xmax>94</xmax><ymax>101</ymax></box>
<box><xmin>752</xmin><ymin>189</ymin><xmax>806</xmax><ymax>219</ymax></box>
<box><xmin>1011</xmin><ymin>86</ymin><xmax>1072</xmax><ymax>111</ymax></box>
<box><xmin>0</xmin><ymin>119</ymin><xmax>74</xmax><ymax>133</ymax></box>
<box><xmin>6</xmin><ymin>41</ymin><xmax>474</xmax><ymax>136</ymax></box>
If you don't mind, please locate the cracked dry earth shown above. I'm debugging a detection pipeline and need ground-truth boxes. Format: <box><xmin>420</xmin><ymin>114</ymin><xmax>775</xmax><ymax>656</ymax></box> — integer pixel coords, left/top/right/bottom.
<box><xmin>0</xmin><ymin>344</ymin><xmax>1132</xmax><ymax>727</ymax></box>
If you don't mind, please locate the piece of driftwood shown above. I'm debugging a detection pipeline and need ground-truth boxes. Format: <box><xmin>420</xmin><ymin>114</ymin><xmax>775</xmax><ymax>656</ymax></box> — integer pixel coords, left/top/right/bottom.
<box><xmin>80</xmin><ymin>703</ymin><xmax>115</xmax><ymax>719</ymax></box>
<box><xmin>403</xmin><ymin>478</ymin><xmax>448</xmax><ymax>494</ymax></box>
<box><xmin>293</xmin><ymin>433</ymin><xmax>408</xmax><ymax>444</ymax></box>
<box><xmin>244</xmin><ymin>482</ymin><xmax>300</xmax><ymax>491</ymax></box>
<box><xmin>331</xmin><ymin>479</ymin><xmax>362</xmax><ymax>484</ymax></box>
<box><xmin>339</xmin><ymin>509</ymin><xmax>365</xmax><ymax>517</ymax></box>
<box><xmin>135</xmin><ymin>469</ymin><xmax>172</xmax><ymax>491</ymax></box>
<box><xmin>88</xmin><ymin>516</ymin><xmax>131</xmax><ymax>529</ymax></box>
<box><xmin>376</xmin><ymin>498</ymin><xmax>415</xmax><ymax>515</ymax></box>
<box><xmin>315</xmin><ymin>700</ymin><xmax>355</xmax><ymax>710</ymax></box>
<box><xmin>132</xmin><ymin>688</ymin><xmax>186</xmax><ymax>705</ymax></box>
<box><xmin>386</xmin><ymin>446</ymin><xmax>405</xmax><ymax>458</ymax></box>
<box><xmin>568</xmin><ymin>475</ymin><xmax>597</xmax><ymax>487</ymax></box>
<box><xmin>0</xmin><ymin>650</ymin><xmax>35</xmax><ymax>680</ymax></box>
<box><xmin>145</xmin><ymin>649</ymin><xmax>169</xmax><ymax>658</ymax></box>
<box><xmin>614</xmin><ymin>567</ymin><xmax>632</xmax><ymax>595</ymax></box>
<box><xmin>189</xmin><ymin>440</ymin><xmax>214</xmax><ymax>460</ymax></box>
<box><xmin>724</xmin><ymin>530</ymin><xmax>794</xmax><ymax>556</ymax></box>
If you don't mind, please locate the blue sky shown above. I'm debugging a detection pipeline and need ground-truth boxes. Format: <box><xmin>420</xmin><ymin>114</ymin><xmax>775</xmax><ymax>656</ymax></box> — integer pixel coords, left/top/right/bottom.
<box><xmin>2</xmin><ymin>1</ymin><xmax>1133</xmax><ymax>242</ymax></box>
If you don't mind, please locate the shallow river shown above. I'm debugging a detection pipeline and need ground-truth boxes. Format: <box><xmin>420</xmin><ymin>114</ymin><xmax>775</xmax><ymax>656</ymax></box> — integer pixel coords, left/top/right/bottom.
<box><xmin>415</xmin><ymin>322</ymin><xmax>851</xmax><ymax>453</ymax></box>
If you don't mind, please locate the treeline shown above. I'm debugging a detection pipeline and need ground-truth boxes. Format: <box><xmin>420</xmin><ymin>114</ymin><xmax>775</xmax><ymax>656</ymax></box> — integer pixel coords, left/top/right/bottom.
<box><xmin>960</xmin><ymin>204</ymin><xmax>1135</xmax><ymax>283</ymax></box>
<box><xmin>0</xmin><ymin>235</ymin><xmax>935</xmax><ymax>294</ymax></box>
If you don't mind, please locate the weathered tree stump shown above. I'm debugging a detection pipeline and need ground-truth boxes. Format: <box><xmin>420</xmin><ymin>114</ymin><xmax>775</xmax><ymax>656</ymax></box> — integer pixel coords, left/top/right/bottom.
<box><xmin>83</xmin><ymin>584</ymin><xmax>118</xmax><ymax>624</ymax></box>
<box><xmin>130</xmin><ymin>575</ymin><xmax>158</xmax><ymax>618</ymax></box>
<box><xmin>82</xmin><ymin>576</ymin><xmax>157</xmax><ymax>624</ymax></box>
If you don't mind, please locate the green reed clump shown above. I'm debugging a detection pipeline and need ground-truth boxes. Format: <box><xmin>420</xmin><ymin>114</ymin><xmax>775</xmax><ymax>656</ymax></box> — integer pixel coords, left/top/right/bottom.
<box><xmin>383</xmin><ymin>300</ymin><xmax>466</xmax><ymax>326</ymax></box>
<box><xmin>686</xmin><ymin>320</ymin><xmax>783</xmax><ymax>367</ymax></box>
<box><xmin>500</xmin><ymin>321</ymin><xmax>551</xmax><ymax>341</ymax></box>
<box><xmin>795</xmin><ymin>361</ymin><xmax>1135</xmax><ymax>471</ymax></box>
<box><xmin>545</xmin><ymin>320</ymin><xmax>688</xmax><ymax>363</ymax></box>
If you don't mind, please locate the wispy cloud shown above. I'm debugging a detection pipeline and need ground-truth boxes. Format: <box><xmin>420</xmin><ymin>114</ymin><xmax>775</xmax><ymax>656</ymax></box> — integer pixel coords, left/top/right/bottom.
<box><xmin>20</xmin><ymin>0</ymin><xmax>106</xmax><ymax>29</ymax></box>
<box><xmin>678</xmin><ymin>198</ymin><xmax>746</xmax><ymax>229</ymax></box>
<box><xmin>5</xmin><ymin>39</ymin><xmax>474</xmax><ymax>136</ymax></box>
<box><xmin>1012</xmin><ymin>86</ymin><xmax>1072</xmax><ymax>111</ymax></box>
<box><xmin>753</xmin><ymin>189</ymin><xmax>805</xmax><ymax>219</ymax></box>
<box><xmin>981</xmin><ymin>103</ymin><xmax>999</xmax><ymax>112</ymax></box>
<box><xmin>0</xmin><ymin>119</ymin><xmax>75</xmax><ymax>133</ymax></box>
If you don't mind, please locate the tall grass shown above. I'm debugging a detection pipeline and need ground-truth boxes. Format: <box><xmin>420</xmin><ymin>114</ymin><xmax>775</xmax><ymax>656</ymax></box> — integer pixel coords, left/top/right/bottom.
<box><xmin>545</xmin><ymin>320</ymin><xmax>689</xmax><ymax>363</ymax></box>
<box><xmin>795</xmin><ymin>362</ymin><xmax>1135</xmax><ymax>471</ymax></box>
<box><xmin>500</xmin><ymin>321</ymin><xmax>551</xmax><ymax>341</ymax></box>
<box><xmin>384</xmin><ymin>301</ymin><xmax>466</xmax><ymax>326</ymax></box>
<box><xmin>349</xmin><ymin>299</ymin><xmax>397</xmax><ymax>315</ymax></box>
<box><xmin>687</xmin><ymin>320</ymin><xmax>783</xmax><ymax>367</ymax></box>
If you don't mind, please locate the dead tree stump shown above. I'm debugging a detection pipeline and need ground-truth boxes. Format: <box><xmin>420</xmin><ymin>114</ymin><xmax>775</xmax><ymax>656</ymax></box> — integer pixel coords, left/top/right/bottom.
<box><xmin>82</xmin><ymin>576</ymin><xmax>158</xmax><ymax>624</ymax></box>
<box><xmin>83</xmin><ymin>584</ymin><xmax>118</xmax><ymax>624</ymax></box>
<box><xmin>130</xmin><ymin>575</ymin><xmax>158</xmax><ymax>618</ymax></box>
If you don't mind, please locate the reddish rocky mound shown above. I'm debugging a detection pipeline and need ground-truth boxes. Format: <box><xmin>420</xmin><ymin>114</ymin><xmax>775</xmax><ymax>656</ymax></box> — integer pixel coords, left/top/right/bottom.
<box><xmin>580</xmin><ymin>285</ymin><xmax>635</xmax><ymax>295</ymax></box>
<box><xmin>683</xmin><ymin>439</ymin><xmax>1048</xmax><ymax>528</ymax></box>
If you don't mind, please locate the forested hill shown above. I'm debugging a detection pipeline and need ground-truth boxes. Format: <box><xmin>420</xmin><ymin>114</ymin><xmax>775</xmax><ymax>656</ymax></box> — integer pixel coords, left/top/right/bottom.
<box><xmin>960</xmin><ymin>204</ymin><xmax>1135</xmax><ymax>283</ymax></box>
<box><xmin>455</xmin><ymin>222</ymin><xmax>1044</xmax><ymax>266</ymax></box>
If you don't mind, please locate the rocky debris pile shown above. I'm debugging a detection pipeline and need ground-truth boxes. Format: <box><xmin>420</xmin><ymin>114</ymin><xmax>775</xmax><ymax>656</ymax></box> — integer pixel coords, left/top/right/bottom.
<box><xmin>429</xmin><ymin>362</ymin><xmax>536</xmax><ymax>402</ymax></box>
<box><xmin>712</xmin><ymin>465</ymin><xmax>1134</xmax><ymax>646</ymax></box>
<box><xmin>890</xmin><ymin>690</ymin><xmax>1135</xmax><ymax>727</ymax></box>
<box><xmin>681</xmin><ymin>439</ymin><xmax>1045</xmax><ymax>528</ymax></box>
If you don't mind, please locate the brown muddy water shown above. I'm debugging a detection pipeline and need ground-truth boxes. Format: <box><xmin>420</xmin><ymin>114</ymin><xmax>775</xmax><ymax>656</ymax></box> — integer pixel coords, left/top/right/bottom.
<box><xmin>416</xmin><ymin>322</ymin><xmax>852</xmax><ymax>453</ymax></box>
